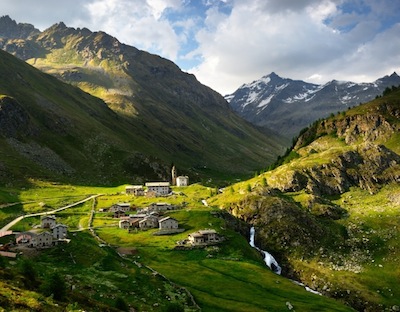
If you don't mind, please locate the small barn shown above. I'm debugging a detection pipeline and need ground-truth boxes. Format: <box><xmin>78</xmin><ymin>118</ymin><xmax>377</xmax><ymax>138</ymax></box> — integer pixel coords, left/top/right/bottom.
<box><xmin>126</xmin><ymin>185</ymin><xmax>145</xmax><ymax>196</ymax></box>
<box><xmin>158</xmin><ymin>217</ymin><xmax>179</xmax><ymax>230</ymax></box>
<box><xmin>119</xmin><ymin>219</ymin><xmax>130</xmax><ymax>230</ymax></box>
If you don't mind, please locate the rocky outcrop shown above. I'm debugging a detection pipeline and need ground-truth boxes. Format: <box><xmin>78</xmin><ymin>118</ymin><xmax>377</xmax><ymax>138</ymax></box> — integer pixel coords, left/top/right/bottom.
<box><xmin>285</xmin><ymin>101</ymin><xmax>400</xmax><ymax>195</ymax></box>
<box><xmin>0</xmin><ymin>96</ymin><xmax>36</xmax><ymax>138</ymax></box>
<box><xmin>269</xmin><ymin>143</ymin><xmax>400</xmax><ymax>195</ymax></box>
<box><xmin>296</xmin><ymin>102</ymin><xmax>399</xmax><ymax>149</ymax></box>
<box><xmin>6</xmin><ymin>138</ymin><xmax>74</xmax><ymax>175</ymax></box>
<box><xmin>226</xmin><ymin>189</ymin><xmax>331</xmax><ymax>254</ymax></box>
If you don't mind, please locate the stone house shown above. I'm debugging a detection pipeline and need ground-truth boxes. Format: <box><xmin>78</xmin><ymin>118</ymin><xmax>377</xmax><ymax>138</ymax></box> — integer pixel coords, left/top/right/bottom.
<box><xmin>198</xmin><ymin>229</ymin><xmax>217</xmax><ymax>242</ymax></box>
<box><xmin>158</xmin><ymin>216</ymin><xmax>178</xmax><ymax>230</ymax></box>
<box><xmin>119</xmin><ymin>219</ymin><xmax>130</xmax><ymax>229</ymax></box>
<box><xmin>145</xmin><ymin>182</ymin><xmax>170</xmax><ymax>196</ymax></box>
<box><xmin>31</xmin><ymin>232</ymin><xmax>53</xmax><ymax>248</ymax></box>
<box><xmin>188</xmin><ymin>232</ymin><xmax>205</xmax><ymax>245</ymax></box>
<box><xmin>110</xmin><ymin>203</ymin><xmax>131</xmax><ymax>212</ymax></box>
<box><xmin>52</xmin><ymin>224</ymin><xmax>68</xmax><ymax>239</ymax></box>
<box><xmin>176</xmin><ymin>176</ymin><xmax>189</xmax><ymax>187</ymax></box>
<box><xmin>41</xmin><ymin>215</ymin><xmax>56</xmax><ymax>229</ymax></box>
<box><xmin>188</xmin><ymin>229</ymin><xmax>218</xmax><ymax>246</ymax></box>
<box><xmin>113</xmin><ymin>209</ymin><xmax>127</xmax><ymax>218</ymax></box>
<box><xmin>139</xmin><ymin>215</ymin><xmax>159</xmax><ymax>229</ymax></box>
<box><xmin>148</xmin><ymin>202</ymin><xmax>174</xmax><ymax>212</ymax></box>
<box><xmin>126</xmin><ymin>185</ymin><xmax>144</xmax><ymax>196</ymax></box>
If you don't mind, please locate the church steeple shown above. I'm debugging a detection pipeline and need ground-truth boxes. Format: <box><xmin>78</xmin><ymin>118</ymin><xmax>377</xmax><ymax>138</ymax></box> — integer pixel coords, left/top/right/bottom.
<box><xmin>171</xmin><ymin>165</ymin><xmax>177</xmax><ymax>186</ymax></box>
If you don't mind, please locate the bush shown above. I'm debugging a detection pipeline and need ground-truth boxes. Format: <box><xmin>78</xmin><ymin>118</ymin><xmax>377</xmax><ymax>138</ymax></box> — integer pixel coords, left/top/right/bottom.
<box><xmin>19</xmin><ymin>259</ymin><xmax>37</xmax><ymax>289</ymax></box>
<box><xmin>40</xmin><ymin>272</ymin><xmax>66</xmax><ymax>301</ymax></box>
<box><xmin>115</xmin><ymin>297</ymin><xmax>129</xmax><ymax>311</ymax></box>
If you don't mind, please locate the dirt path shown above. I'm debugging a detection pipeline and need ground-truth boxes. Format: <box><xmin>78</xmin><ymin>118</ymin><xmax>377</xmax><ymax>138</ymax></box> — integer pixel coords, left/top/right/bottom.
<box><xmin>0</xmin><ymin>194</ymin><xmax>102</xmax><ymax>232</ymax></box>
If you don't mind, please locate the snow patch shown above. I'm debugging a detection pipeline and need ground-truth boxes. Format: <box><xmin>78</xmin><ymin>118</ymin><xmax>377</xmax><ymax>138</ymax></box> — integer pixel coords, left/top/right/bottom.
<box><xmin>257</xmin><ymin>94</ymin><xmax>274</xmax><ymax>109</ymax></box>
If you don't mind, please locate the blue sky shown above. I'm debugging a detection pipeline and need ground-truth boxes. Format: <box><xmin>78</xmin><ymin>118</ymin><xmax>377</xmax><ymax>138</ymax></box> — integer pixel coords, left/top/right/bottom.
<box><xmin>1</xmin><ymin>0</ymin><xmax>399</xmax><ymax>94</ymax></box>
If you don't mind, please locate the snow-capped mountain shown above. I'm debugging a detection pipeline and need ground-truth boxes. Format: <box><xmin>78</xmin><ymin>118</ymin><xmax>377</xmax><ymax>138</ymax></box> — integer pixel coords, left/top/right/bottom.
<box><xmin>226</xmin><ymin>72</ymin><xmax>400</xmax><ymax>139</ymax></box>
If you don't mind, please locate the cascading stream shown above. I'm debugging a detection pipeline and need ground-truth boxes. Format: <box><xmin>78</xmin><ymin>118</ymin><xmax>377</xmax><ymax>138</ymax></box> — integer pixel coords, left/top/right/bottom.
<box><xmin>249</xmin><ymin>226</ymin><xmax>282</xmax><ymax>275</ymax></box>
<box><xmin>249</xmin><ymin>226</ymin><xmax>322</xmax><ymax>295</ymax></box>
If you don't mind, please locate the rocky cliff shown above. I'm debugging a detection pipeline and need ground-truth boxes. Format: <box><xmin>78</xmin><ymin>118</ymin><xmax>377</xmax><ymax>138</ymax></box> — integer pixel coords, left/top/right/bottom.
<box><xmin>212</xmin><ymin>90</ymin><xmax>400</xmax><ymax>311</ymax></box>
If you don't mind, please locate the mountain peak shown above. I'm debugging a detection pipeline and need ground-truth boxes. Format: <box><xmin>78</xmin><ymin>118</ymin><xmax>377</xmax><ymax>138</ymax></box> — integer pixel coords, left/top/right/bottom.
<box><xmin>47</xmin><ymin>21</ymin><xmax>68</xmax><ymax>32</ymax></box>
<box><xmin>0</xmin><ymin>15</ymin><xmax>39</xmax><ymax>39</ymax></box>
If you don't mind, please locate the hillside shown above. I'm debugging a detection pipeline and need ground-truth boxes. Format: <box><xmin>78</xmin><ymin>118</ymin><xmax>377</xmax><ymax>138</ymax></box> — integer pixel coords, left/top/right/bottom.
<box><xmin>211</xmin><ymin>88</ymin><xmax>400</xmax><ymax>311</ymax></box>
<box><xmin>0</xmin><ymin>182</ymin><xmax>353</xmax><ymax>312</ymax></box>
<box><xmin>226</xmin><ymin>71</ymin><xmax>400</xmax><ymax>139</ymax></box>
<box><xmin>0</xmin><ymin>16</ymin><xmax>285</xmax><ymax>185</ymax></box>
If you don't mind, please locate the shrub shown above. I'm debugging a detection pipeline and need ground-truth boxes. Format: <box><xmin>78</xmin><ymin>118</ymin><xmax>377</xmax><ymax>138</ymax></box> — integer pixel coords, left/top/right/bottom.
<box><xmin>40</xmin><ymin>272</ymin><xmax>66</xmax><ymax>301</ymax></box>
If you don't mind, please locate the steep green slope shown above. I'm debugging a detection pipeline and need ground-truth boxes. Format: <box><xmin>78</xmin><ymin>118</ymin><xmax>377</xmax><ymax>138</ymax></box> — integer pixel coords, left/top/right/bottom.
<box><xmin>211</xmin><ymin>89</ymin><xmax>400</xmax><ymax>311</ymax></box>
<box><xmin>0</xmin><ymin>17</ymin><xmax>286</xmax><ymax>184</ymax></box>
<box><xmin>0</xmin><ymin>49</ymin><xmax>170</xmax><ymax>186</ymax></box>
<box><xmin>0</xmin><ymin>183</ymin><xmax>352</xmax><ymax>312</ymax></box>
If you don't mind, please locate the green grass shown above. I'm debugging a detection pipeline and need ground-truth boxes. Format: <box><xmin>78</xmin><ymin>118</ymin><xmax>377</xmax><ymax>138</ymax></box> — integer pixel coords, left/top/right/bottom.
<box><xmin>91</xmin><ymin>189</ymin><xmax>352</xmax><ymax>311</ymax></box>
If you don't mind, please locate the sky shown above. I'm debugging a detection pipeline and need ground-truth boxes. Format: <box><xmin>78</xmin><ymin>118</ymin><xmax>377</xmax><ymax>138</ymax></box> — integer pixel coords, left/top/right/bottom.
<box><xmin>1</xmin><ymin>0</ymin><xmax>400</xmax><ymax>95</ymax></box>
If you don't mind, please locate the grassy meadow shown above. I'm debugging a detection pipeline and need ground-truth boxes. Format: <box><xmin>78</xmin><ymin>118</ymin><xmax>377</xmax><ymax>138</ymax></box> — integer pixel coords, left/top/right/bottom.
<box><xmin>0</xmin><ymin>181</ymin><xmax>353</xmax><ymax>311</ymax></box>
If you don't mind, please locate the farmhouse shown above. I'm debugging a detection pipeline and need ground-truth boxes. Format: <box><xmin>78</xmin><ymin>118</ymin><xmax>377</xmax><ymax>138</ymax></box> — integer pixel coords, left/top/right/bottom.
<box><xmin>41</xmin><ymin>215</ymin><xmax>56</xmax><ymax>228</ymax></box>
<box><xmin>139</xmin><ymin>215</ymin><xmax>159</xmax><ymax>229</ymax></box>
<box><xmin>158</xmin><ymin>216</ymin><xmax>178</xmax><ymax>230</ymax></box>
<box><xmin>188</xmin><ymin>229</ymin><xmax>219</xmax><ymax>246</ymax></box>
<box><xmin>145</xmin><ymin>182</ymin><xmax>170</xmax><ymax>196</ymax></box>
<box><xmin>110</xmin><ymin>203</ymin><xmax>131</xmax><ymax>212</ymax></box>
<box><xmin>31</xmin><ymin>232</ymin><xmax>53</xmax><ymax>248</ymax></box>
<box><xmin>119</xmin><ymin>219</ymin><xmax>130</xmax><ymax>229</ymax></box>
<box><xmin>113</xmin><ymin>209</ymin><xmax>127</xmax><ymax>218</ymax></box>
<box><xmin>52</xmin><ymin>224</ymin><xmax>68</xmax><ymax>239</ymax></box>
<box><xmin>176</xmin><ymin>176</ymin><xmax>189</xmax><ymax>187</ymax></box>
<box><xmin>148</xmin><ymin>202</ymin><xmax>174</xmax><ymax>212</ymax></box>
<box><xmin>125</xmin><ymin>185</ymin><xmax>145</xmax><ymax>196</ymax></box>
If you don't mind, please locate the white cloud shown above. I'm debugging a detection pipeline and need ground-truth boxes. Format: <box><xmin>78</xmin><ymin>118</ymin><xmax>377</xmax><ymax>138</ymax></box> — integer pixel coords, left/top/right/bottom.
<box><xmin>0</xmin><ymin>0</ymin><xmax>398</xmax><ymax>95</ymax></box>
<box><xmin>80</xmin><ymin>0</ymin><xmax>181</xmax><ymax>61</ymax></box>
<box><xmin>189</xmin><ymin>0</ymin><xmax>400</xmax><ymax>94</ymax></box>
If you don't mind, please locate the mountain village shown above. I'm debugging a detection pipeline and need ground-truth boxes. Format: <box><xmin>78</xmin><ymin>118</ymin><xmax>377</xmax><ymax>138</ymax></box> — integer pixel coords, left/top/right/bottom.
<box><xmin>1</xmin><ymin>166</ymin><xmax>221</xmax><ymax>257</ymax></box>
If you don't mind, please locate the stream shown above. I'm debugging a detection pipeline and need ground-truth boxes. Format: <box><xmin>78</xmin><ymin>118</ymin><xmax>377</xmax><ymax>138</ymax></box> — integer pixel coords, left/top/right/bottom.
<box><xmin>249</xmin><ymin>226</ymin><xmax>322</xmax><ymax>295</ymax></box>
<box><xmin>249</xmin><ymin>226</ymin><xmax>282</xmax><ymax>275</ymax></box>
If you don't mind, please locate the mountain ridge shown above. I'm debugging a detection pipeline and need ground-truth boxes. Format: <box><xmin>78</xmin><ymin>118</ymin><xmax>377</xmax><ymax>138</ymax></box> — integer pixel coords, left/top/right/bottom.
<box><xmin>226</xmin><ymin>71</ymin><xmax>400</xmax><ymax>139</ymax></box>
<box><xmin>0</xmin><ymin>16</ymin><xmax>286</xmax><ymax>184</ymax></box>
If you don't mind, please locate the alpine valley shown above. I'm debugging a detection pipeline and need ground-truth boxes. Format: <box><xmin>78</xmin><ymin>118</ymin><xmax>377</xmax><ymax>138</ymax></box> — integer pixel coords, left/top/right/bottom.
<box><xmin>0</xmin><ymin>15</ymin><xmax>285</xmax><ymax>185</ymax></box>
<box><xmin>0</xmin><ymin>15</ymin><xmax>399</xmax><ymax>312</ymax></box>
<box><xmin>226</xmin><ymin>71</ymin><xmax>400</xmax><ymax>139</ymax></box>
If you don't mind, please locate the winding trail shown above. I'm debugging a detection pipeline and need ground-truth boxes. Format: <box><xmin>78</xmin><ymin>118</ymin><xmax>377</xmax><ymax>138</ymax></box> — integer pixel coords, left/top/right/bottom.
<box><xmin>0</xmin><ymin>194</ymin><xmax>101</xmax><ymax>232</ymax></box>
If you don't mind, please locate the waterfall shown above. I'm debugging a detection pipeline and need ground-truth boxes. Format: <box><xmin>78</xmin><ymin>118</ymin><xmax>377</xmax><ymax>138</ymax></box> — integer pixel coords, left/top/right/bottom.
<box><xmin>249</xmin><ymin>226</ymin><xmax>282</xmax><ymax>275</ymax></box>
<box><xmin>249</xmin><ymin>226</ymin><xmax>322</xmax><ymax>295</ymax></box>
